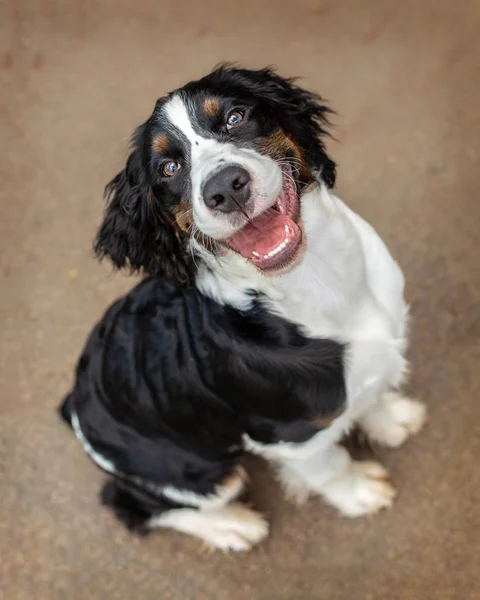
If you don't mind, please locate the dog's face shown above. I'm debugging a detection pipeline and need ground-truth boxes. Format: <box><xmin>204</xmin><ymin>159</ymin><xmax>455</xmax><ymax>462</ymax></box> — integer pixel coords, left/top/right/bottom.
<box><xmin>95</xmin><ymin>66</ymin><xmax>335</xmax><ymax>283</ymax></box>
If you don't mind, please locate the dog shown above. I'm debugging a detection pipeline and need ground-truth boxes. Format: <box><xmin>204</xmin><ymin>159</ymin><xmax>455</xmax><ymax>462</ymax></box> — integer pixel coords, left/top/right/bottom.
<box><xmin>60</xmin><ymin>65</ymin><xmax>427</xmax><ymax>551</ymax></box>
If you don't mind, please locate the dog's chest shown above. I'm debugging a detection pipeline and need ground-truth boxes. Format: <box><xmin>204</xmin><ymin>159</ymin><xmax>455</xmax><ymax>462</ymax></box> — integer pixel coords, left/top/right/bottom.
<box><xmin>259</xmin><ymin>196</ymin><xmax>405</xmax><ymax>345</ymax></box>
<box><xmin>262</xmin><ymin>235</ymin><xmax>369</xmax><ymax>341</ymax></box>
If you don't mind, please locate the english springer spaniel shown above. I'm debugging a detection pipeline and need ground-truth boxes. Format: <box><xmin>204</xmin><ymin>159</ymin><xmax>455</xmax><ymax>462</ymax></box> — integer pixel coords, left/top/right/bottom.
<box><xmin>60</xmin><ymin>66</ymin><xmax>427</xmax><ymax>552</ymax></box>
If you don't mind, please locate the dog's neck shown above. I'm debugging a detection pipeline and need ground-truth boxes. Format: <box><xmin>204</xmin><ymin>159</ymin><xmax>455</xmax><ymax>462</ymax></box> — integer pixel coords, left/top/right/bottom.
<box><xmin>195</xmin><ymin>184</ymin><xmax>366</xmax><ymax>318</ymax></box>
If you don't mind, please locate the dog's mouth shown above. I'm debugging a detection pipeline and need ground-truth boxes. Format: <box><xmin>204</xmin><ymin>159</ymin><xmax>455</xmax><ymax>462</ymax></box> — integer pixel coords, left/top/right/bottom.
<box><xmin>223</xmin><ymin>165</ymin><xmax>302</xmax><ymax>271</ymax></box>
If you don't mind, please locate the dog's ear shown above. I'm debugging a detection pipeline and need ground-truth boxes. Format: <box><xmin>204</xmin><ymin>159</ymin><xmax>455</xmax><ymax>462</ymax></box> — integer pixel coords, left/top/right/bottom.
<box><xmin>94</xmin><ymin>126</ymin><xmax>192</xmax><ymax>284</ymax></box>
<box><xmin>213</xmin><ymin>65</ymin><xmax>336</xmax><ymax>187</ymax></box>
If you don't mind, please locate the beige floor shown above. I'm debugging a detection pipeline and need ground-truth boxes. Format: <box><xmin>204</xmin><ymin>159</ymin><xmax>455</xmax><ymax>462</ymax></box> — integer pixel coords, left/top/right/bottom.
<box><xmin>1</xmin><ymin>1</ymin><xmax>480</xmax><ymax>598</ymax></box>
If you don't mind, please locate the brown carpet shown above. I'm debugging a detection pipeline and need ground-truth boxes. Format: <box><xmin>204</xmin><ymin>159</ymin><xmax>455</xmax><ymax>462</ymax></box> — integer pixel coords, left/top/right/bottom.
<box><xmin>1</xmin><ymin>1</ymin><xmax>480</xmax><ymax>598</ymax></box>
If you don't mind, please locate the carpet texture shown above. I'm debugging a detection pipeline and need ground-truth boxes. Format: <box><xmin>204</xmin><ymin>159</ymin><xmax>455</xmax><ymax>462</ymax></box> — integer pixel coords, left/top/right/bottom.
<box><xmin>1</xmin><ymin>1</ymin><xmax>479</xmax><ymax>598</ymax></box>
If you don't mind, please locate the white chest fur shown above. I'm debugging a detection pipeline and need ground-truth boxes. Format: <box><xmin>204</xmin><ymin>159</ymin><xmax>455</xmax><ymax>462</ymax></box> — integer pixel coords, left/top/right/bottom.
<box><xmin>261</xmin><ymin>187</ymin><xmax>405</xmax><ymax>338</ymax></box>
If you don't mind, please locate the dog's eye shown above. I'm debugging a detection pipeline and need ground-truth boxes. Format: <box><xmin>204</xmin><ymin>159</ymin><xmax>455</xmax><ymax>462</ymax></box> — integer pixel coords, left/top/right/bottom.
<box><xmin>226</xmin><ymin>111</ymin><xmax>244</xmax><ymax>130</ymax></box>
<box><xmin>162</xmin><ymin>161</ymin><xmax>181</xmax><ymax>177</ymax></box>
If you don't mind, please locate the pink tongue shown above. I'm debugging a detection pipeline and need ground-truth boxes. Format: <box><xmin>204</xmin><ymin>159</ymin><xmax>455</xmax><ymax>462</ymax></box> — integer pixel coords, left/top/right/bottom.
<box><xmin>225</xmin><ymin>208</ymin><xmax>300</xmax><ymax>265</ymax></box>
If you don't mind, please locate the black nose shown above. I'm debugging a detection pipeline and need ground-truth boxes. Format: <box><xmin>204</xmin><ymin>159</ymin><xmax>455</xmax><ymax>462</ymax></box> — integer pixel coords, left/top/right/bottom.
<box><xmin>202</xmin><ymin>166</ymin><xmax>251</xmax><ymax>213</ymax></box>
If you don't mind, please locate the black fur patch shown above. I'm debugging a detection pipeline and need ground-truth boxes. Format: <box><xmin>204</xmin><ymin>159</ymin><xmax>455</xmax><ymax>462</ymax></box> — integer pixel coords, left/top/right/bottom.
<box><xmin>63</xmin><ymin>279</ymin><xmax>346</xmax><ymax>530</ymax></box>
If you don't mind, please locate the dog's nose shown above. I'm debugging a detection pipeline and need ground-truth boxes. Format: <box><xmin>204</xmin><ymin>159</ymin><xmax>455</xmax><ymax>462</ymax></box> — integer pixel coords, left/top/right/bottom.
<box><xmin>203</xmin><ymin>166</ymin><xmax>251</xmax><ymax>213</ymax></box>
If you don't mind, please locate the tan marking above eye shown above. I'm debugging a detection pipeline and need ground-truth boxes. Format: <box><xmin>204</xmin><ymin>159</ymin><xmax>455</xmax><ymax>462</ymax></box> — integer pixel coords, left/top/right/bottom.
<box><xmin>153</xmin><ymin>134</ymin><xmax>169</xmax><ymax>154</ymax></box>
<box><xmin>204</xmin><ymin>97</ymin><xmax>220</xmax><ymax>116</ymax></box>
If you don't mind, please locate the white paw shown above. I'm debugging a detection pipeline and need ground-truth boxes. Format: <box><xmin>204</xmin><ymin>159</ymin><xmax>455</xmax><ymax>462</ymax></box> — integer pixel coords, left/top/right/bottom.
<box><xmin>322</xmin><ymin>461</ymin><xmax>396</xmax><ymax>518</ymax></box>
<box><xmin>368</xmin><ymin>393</ymin><xmax>427</xmax><ymax>448</ymax></box>
<box><xmin>202</xmin><ymin>504</ymin><xmax>269</xmax><ymax>552</ymax></box>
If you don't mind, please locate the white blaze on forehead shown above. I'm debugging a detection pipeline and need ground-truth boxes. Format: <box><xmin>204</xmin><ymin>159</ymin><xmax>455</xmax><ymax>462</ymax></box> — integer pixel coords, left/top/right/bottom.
<box><xmin>163</xmin><ymin>94</ymin><xmax>205</xmax><ymax>146</ymax></box>
<box><xmin>161</xmin><ymin>93</ymin><xmax>231</xmax><ymax>237</ymax></box>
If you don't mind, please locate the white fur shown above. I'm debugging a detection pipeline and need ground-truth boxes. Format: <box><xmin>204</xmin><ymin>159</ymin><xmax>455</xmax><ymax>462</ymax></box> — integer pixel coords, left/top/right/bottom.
<box><xmin>319</xmin><ymin>459</ymin><xmax>396</xmax><ymax>517</ymax></box>
<box><xmin>148</xmin><ymin>503</ymin><xmax>269</xmax><ymax>552</ymax></box>
<box><xmin>198</xmin><ymin>183</ymin><xmax>427</xmax><ymax>516</ymax></box>
<box><xmin>358</xmin><ymin>392</ymin><xmax>427</xmax><ymax>448</ymax></box>
<box><xmin>162</xmin><ymin>95</ymin><xmax>283</xmax><ymax>239</ymax></box>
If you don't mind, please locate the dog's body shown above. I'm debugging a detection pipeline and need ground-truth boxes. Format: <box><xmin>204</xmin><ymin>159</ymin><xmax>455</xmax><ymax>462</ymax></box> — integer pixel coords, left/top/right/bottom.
<box><xmin>62</xmin><ymin>66</ymin><xmax>426</xmax><ymax>551</ymax></box>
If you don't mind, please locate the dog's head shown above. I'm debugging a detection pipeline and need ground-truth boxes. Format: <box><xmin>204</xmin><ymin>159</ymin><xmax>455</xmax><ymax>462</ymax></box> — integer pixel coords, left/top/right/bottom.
<box><xmin>95</xmin><ymin>66</ymin><xmax>335</xmax><ymax>283</ymax></box>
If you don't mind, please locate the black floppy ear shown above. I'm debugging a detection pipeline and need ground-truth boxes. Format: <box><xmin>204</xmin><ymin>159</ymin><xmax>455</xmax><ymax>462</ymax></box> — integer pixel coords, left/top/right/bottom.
<box><xmin>214</xmin><ymin>65</ymin><xmax>337</xmax><ymax>187</ymax></box>
<box><xmin>94</xmin><ymin>128</ymin><xmax>192</xmax><ymax>284</ymax></box>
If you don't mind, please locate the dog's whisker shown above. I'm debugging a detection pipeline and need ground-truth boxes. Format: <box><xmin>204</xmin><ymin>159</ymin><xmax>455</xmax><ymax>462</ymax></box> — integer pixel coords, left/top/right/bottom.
<box><xmin>189</xmin><ymin>225</ymin><xmax>201</xmax><ymax>270</ymax></box>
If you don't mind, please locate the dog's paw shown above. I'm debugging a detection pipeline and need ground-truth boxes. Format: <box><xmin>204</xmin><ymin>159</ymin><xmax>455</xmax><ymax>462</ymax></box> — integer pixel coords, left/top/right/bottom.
<box><xmin>363</xmin><ymin>393</ymin><xmax>427</xmax><ymax>448</ymax></box>
<box><xmin>150</xmin><ymin>502</ymin><xmax>268</xmax><ymax>552</ymax></box>
<box><xmin>321</xmin><ymin>461</ymin><xmax>396</xmax><ymax>518</ymax></box>
<box><xmin>203</xmin><ymin>504</ymin><xmax>269</xmax><ymax>552</ymax></box>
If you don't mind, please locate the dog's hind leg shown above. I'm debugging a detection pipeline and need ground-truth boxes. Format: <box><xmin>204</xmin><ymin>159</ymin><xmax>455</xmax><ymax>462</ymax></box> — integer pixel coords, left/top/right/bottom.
<box><xmin>100</xmin><ymin>467</ymin><xmax>268</xmax><ymax>552</ymax></box>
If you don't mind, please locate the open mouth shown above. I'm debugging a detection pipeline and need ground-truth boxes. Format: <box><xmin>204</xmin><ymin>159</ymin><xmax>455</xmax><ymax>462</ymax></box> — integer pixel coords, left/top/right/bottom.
<box><xmin>223</xmin><ymin>165</ymin><xmax>302</xmax><ymax>271</ymax></box>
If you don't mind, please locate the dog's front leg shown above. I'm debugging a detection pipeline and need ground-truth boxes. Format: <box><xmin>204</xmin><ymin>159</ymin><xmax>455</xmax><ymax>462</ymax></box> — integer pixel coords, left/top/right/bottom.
<box><xmin>274</xmin><ymin>443</ymin><xmax>396</xmax><ymax>518</ymax></box>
